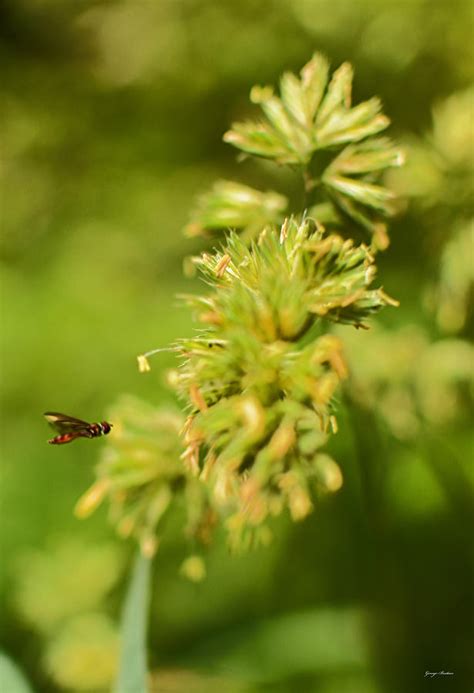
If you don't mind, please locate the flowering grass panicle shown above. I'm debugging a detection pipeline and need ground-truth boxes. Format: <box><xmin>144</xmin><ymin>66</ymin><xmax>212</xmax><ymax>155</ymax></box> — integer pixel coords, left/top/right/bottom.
<box><xmin>189</xmin><ymin>53</ymin><xmax>404</xmax><ymax>248</ymax></box>
<box><xmin>78</xmin><ymin>53</ymin><xmax>402</xmax><ymax>556</ymax></box>
<box><xmin>75</xmin><ymin>396</ymin><xmax>213</xmax><ymax>557</ymax></box>
<box><xmin>170</xmin><ymin>217</ymin><xmax>397</xmax><ymax>549</ymax></box>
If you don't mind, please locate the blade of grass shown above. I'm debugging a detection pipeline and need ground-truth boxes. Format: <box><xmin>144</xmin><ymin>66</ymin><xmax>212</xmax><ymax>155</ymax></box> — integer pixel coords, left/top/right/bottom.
<box><xmin>0</xmin><ymin>652</ymin><xmax>35</xmax><ymax>693</ymax></box>
<box><xmin>114</xmin><ymin>551</ymin><xmax>152</xmax><ymax>693</ymax></box>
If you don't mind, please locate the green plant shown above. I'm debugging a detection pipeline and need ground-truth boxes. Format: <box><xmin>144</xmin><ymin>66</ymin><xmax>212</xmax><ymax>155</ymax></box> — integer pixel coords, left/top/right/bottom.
<box><xmin>188</xmin><ymin>53</ymin><xmax>403</xmax><ymax>249</ymax></box>
<box><xmin>76</xmin><ymin>53</ymin><xmax>403</xmax><ymax>686</ymax></box>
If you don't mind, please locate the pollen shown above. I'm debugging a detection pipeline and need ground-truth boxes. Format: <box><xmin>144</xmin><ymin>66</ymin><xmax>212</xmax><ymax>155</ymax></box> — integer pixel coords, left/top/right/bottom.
<box><xmin>137</xmin><ymin>354</ymin><xmax>151</xmax><ymax>373</ymax></box>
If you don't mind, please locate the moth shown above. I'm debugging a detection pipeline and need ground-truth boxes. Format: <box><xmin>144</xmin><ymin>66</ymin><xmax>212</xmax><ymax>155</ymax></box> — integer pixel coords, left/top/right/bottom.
<box><xmin>44</xmin><ymin>412</ymin><xmax>113</xmax><ymax>445</ymax></box>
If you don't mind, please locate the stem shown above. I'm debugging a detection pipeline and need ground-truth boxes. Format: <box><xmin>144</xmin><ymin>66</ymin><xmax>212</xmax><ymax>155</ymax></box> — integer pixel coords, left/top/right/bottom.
<box><xmin>422</xmin><ymin>430</ymin><xmax>474</xmax><ymax>538</ymax></box>
<box><xmin>114</xmin><ymin>551</ymin><xmax>152</xmax><ymax>693</ymax></box>
<box><xmin>0</xmin><ymin>653</ymin><xmax>34</xmax><ymax>693</ymax></box>
<box><xmin>344</xmin><ymin>392</ymin><xmax>388</xmax><ymax>531</ymax></box>
<box><xmin>302</xmin><ymin>168</ymin><xmax>314</xmax><ymax>209</ymax></box>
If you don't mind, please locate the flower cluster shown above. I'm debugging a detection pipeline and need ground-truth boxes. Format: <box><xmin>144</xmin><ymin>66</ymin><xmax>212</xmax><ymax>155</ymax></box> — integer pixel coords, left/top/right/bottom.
<box><xmin>340</xmin><ymin>325</ymin><xmax>474</xmax><ymax>440</ymax></box>
<box><xmin>75</xmin><ymin>396</ymin><xmax>213</xmax><ymax>558</ymax></box>
<box><xmin>185</xmin><ymin>180</ymin><xmax>287</xmax><ymax>241</ymax></box>
<box><xmin>188</xmin><ymin>53</ymin><xmax>403</xmax><ymax>247</ymax></box>
<box><xmin>77</xmin><ymin>54</ymin><xmax>401</xmax><ymax>559</ymax></box>
<box><xmin>169</xmin><ymin>217</ymin><xmax>396</xmax><ymax>549</ymax></box>
<box><xmin>388</xmin><ymin>87</ymin><xmax>474</xmax><ymax>214</ymax></box>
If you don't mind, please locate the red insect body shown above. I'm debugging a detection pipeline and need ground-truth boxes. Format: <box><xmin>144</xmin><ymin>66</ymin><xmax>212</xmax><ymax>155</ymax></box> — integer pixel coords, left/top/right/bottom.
<box><xmin>48</xmin><ymin>432</ymin><xmax>84</xmax><ymax>445</ymax></box>
<box><xmin>44</xmin><ymin>412</ymin><xmax>112</xmax><ymax>445</ymax></box>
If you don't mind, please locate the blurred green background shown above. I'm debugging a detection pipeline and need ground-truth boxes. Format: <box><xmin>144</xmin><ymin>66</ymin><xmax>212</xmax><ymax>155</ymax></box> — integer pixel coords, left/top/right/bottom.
<box><xmin>1</xmin><ymin>1</ymin><xmax>473</xmax><ymax>691</ymax></box>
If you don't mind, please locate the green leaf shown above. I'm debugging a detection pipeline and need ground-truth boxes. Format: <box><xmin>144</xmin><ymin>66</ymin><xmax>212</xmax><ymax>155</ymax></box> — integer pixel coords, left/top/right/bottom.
<box><xmin>179</xmin><ymin>607</ymin><xmax>370</xmax><ymax>681</ymax></box>
<box><xmin>114</xmin><ymin>552</ymin><xmax>152</xmax><ymax>693</ymax></box>
<box><xmin>0</xmin><ymin>653</ymin><xmax>34</xmax><ymax>693</ymax></box>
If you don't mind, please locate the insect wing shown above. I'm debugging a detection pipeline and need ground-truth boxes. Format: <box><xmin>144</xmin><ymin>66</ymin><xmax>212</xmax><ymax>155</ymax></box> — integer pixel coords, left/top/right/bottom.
<box><xmin>44</xmin><ymin>412</ymin><xmax>90</xmax><ymax>434</ymax></box>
